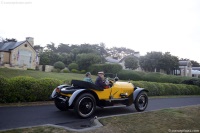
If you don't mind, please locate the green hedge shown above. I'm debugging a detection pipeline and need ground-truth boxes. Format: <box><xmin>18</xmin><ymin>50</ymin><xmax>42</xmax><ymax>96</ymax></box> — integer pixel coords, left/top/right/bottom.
<box><xmin>0</xmin><ymin>76</ymin><xmax>62</xmax><ymax>103</ymax></box>
<box><xmin>90</xmin><ymin>64</ymin><xmax>123</xmax><ymax>74</ymax></box>
<box><xmin>118</xmin><ymin>70</ymin><xmax>191</xmax><ymax>84</ymax></box>
<box><xmin>0</xmin><ymin>76</ymin><xmax>199</xmax><ymax>103</ymax></box>
<box><xmin>132</xmin><ymin>81</ymin><xmax>200</xmax><ymax>96</ymax></box>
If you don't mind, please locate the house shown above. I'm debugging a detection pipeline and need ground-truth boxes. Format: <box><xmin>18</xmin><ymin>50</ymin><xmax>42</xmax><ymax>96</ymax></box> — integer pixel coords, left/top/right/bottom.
<box><xmin>0</xmin><ymin>37</ymin><xmax>39</xmax><ymax>69</ymax></box>
<box><xmin>105</xmin><ymin>53</ymin><xmax>141</xmax><ymax>71</ymax></box>
<box><xmin>178</xmin><ymin>60</ymin><xmax>192</xmax><ymax>77</ymax></box>
<box><xmin>191</xmin><ymin>67</ymin><xmax>200</xmax><ymax>78</ymax></box>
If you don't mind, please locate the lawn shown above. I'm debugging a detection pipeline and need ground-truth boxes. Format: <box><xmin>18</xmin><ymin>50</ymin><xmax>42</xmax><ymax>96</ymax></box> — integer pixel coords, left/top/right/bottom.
<box><xmin>0</xmin><ymin>105</ymin><xmax>199</xmax><ymax>133</ymax></box>
<box><xmin>0</xmin><ymin>68</ymin><xmax>97</xmax><ymax>81</ymax></box>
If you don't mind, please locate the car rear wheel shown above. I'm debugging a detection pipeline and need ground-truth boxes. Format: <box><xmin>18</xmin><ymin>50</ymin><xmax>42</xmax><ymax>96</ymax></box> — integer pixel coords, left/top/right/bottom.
<box><xmin>54</xmin><ymin>98</ymin><xmax>68</xmax><ymax>111</ymax></box>
<box><xmin>135</xmin><ymin>91</ymin><xmax>148</xmax><ymax>112</ymax></box>
<box><xmin>74</xmin><ymin>93</ymin><xmax>96</xmax><ymax>118</ymax></box>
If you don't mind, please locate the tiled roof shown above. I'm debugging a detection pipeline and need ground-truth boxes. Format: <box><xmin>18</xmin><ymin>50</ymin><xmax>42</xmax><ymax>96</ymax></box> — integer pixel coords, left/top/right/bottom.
<box><xmin>0</xmin><ymin>41</ymin><xmax>25</xmax><ymax>52</ymax></box>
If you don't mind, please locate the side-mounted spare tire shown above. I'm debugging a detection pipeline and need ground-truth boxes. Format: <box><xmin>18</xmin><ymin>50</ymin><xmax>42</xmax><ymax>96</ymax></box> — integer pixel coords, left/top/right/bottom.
<box><xmin>134</xmin><ymin>91</ymin><xmax>148</xmax><ymax>112</ymax></box>
<box><xmin>74</xmin><ymin>93</ymin><xmax>96</xmax><ymax>118</ymax></box>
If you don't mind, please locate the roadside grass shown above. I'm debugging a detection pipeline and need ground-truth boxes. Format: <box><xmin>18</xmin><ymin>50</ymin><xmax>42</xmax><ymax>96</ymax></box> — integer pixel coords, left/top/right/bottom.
<box><xmin>1</xmin><ymin>106</ymin><xmax>199</xmax><ymax>133</ymax></box>
<box><xmin>0</xmin><ymin>68</ymin><xmax>97</xmax><ymax>81</ymax></box>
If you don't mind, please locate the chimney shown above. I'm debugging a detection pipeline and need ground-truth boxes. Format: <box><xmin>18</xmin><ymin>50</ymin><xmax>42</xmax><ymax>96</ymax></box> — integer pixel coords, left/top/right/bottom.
<box><xmin>26</xmin><ymin>37</ymin><xmax>34</xmax><ymax>46</ymax></box>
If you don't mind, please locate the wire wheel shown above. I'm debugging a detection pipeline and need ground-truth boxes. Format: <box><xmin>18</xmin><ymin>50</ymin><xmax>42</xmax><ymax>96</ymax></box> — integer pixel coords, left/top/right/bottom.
<box><xmin>75</xmin><ymin>93</ymin><xmax>96</xmax><ymax>118</ymax></box>
<box><xmin>135</xmin><ymin>91</ymin><xmax>148</xmax><ymax>111</ymax></box>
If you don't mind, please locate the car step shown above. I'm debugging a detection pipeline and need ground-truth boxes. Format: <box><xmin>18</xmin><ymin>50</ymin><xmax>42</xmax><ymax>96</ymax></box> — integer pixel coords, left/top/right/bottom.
<box><xmin>102</xmin><ymin>105</ymin><xmax>127</xmax><ymax>109</ymax></box>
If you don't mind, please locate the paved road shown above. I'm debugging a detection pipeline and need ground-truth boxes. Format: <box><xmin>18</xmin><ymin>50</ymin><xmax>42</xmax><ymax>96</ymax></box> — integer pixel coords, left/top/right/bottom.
<box><xmin>0</xmin><ymin>97</ymin><xmax>200</xmax><ymax>130</ymax></box>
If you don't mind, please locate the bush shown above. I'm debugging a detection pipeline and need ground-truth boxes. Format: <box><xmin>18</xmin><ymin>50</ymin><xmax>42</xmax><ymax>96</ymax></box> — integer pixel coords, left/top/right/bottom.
<box><xmin>0</xmin><ymin>76</ymin><xmax>62</xmax><ymax>103</ymax></box>
<box><xmin>68</xmin><ymin>63</ymin><xmax>78</xmax><ymax>71</ymax></box>
<box><xmin>181</xmin><ymin>79</ymin><xmax>200</xmax><ymax>87</ymax></box>
<box><xmin>71</xmin><ymin>69</ymin><xmax>79</xmax><ymax>73</ymax></box>
<box><xmin>0</xmin><ymin>76</ymin><xmax>9</xmax><ymax>103</ymax></box>
<box><xmin>62</xmin><ymin>69</ymin><xmax>69</xmax><ymax>73</ymax></box>
<box><xmin>54</xmin><ymin>61</ymin><xmax>65</xmax><ymax>70</ymax></box>
<box><xmin>118</xmin><ymin>70</ymin><xmax>190</xmax><ymax>84</ymax></box>
<box><xmin>132</xmin><ymin>81</ymin><xmax>200</xmax><ymax>96</ymax></box>
<box><xmin>80</xmin><ymin>70</ymin><xmax>86</xmax><ymax>74</ymax></box>
<box><xmin>51</xmin><ymin>68</ymin><xmax>61</xmax><ymax>73</ymax></box>
<box><xmin>90</xmin><ymin>64</ymin><xmax>123</xmax><ymax>74</ymax></box>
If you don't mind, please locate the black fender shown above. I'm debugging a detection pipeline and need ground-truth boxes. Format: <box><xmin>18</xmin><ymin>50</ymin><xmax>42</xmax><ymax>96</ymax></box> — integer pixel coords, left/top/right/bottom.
<box><xmin>133</xmin><ymin>87</ymin><xmax>149</xmax><ymax>102</ymax></box>
<box><xmin>68</xmin><ymin>89</ymin><xmax>85</xmax><ymax>106</ymax></box>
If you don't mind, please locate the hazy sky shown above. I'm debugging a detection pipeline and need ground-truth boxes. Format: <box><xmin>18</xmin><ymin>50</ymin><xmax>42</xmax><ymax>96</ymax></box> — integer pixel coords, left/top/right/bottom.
<box><xmin>0</xmin><ymin>0</ymin><xmax>200</xmax><ymax>62</ymax></box>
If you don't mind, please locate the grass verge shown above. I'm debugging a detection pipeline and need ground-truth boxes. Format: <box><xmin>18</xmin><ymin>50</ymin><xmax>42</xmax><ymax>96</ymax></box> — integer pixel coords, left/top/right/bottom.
<box><xmin>0</xmin><ymin>105</ymin><xmax>199</xmax><ymax>133</ymax></box>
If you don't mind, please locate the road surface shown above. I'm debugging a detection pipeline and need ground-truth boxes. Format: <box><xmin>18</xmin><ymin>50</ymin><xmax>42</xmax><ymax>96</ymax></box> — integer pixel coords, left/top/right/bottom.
<box><xmin>0</xmin><ymin>96</ymin><xmax>200</xmax><ymax>130</ymax></box>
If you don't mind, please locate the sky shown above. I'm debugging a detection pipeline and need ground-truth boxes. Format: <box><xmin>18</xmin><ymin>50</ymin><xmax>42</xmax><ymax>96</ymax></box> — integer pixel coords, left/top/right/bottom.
<box><xmin>0</xmin><ymin>0</ymin><xmax>200</xmax><ymax>62</ymax></box>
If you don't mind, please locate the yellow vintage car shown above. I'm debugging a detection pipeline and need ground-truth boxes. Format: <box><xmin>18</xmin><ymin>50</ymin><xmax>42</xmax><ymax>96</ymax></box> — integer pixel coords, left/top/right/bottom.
<box><xmin>51</xmin><ymin>77</ymin><xmax>148</xmax><ymax>118</ymax></box>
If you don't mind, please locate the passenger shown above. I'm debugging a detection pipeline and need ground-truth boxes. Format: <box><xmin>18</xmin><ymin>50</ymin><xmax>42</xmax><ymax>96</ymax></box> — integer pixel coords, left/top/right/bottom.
<box><xmin>83</xmin><ymin>72</ymin><xmax>93</xmax><ymax>83</ymax></box>
<box><xmin>95</xmin><ymin>71</ymin><xmax>108</xmax><ymax>89</ymax></box>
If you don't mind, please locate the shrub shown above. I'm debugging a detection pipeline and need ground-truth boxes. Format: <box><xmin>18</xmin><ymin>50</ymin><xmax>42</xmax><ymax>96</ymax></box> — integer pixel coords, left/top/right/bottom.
<box><xmin>90</xmin><ymin>64</ymin><xmax>122</xmax><ymax>74</ymax></box>
<box><xmin>71</xmin><ymin>69</ymin><xmax>79</xmax><ymax>73</ymax></box>
<box><xmin>0</xmin><ymin>76</ymin><xmax>9</xmax><ymax>103</ymax></box>
<box><xmin>181</xmin><ymin>79</ymin><xmax>200</xmax><ymax>87</ymax></box>
<box><xmin>0</xmin><ymin>76</ymin><xmax>62</xmax><ymax>103</ymax></box>
<box><xmin>68</xmin><ymin>63</ymin><xmax>78</xmax><ymax>71</ymax></box>
<box><xmin>51</xmin><ymin>68</ymin><xmax>61</xmax><ymax>73</ymax></box>
<box><xmin>117</xmin><ymin>70</ymin><xmax>190</xmax><ymax>84</ymax></box>
<box><xmin>54</xmin><ymin>61</ymin><xmax>65</xmax><ymax>70</ymax></box>
<box><xmin>132</xmin><ymin>81</ymin><xmax>200</xmax><ymax>96</ymax></box>
<box><xmin>80</xmin><ymin>70</ymin><xmax>86</xmax><ymax>74</ymax></box>
<box><xmin>62</xmin><ymin>69</ymin><xmax>69</xmax><ymax>73</ymax></box>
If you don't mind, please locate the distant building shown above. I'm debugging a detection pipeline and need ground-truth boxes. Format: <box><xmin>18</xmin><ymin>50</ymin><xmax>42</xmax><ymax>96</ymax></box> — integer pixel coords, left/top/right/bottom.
<box><xmin>178</xmin><ymin>60</ymin><xmax>192</xmax><ymax>77</ymax></box>
<box><xmin>105</xmin><ymin>52</ymin><xmax>141</xmax><ymax>71</ymax></box>
<box><xmin>0</xmin><ymin>37</ymin><xmax>39</xmax><ymax>69</ymax></box>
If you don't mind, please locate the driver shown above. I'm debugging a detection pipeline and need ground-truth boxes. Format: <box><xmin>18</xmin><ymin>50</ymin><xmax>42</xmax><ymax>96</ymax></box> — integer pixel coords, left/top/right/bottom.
<box><xmin>95</xmin><ymin>71</ymin><xmax>109</xmax><ymax>89</ymax></box>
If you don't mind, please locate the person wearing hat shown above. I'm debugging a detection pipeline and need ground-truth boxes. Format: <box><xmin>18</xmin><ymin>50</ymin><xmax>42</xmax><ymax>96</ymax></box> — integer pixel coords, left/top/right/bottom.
<box><xmin>83</xmin><ymin>72</ymin><xmax>93</xmax><ymax>83</ymax></box>
<box><xmin>95</xmin><ymin>71</ymin><xmax>107</xmax><ymax>89</ymax></box>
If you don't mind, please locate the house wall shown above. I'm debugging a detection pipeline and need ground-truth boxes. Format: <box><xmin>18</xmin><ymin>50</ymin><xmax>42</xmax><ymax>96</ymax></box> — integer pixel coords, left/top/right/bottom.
<box><xmin>10</xmin><ymin>42</ymin><xmax>37</xmax><ymax>69</ymax></box>
<box><xmin>0</xmin><ymin>52</ymin><xmax>10</xmax><ymax>64</ymax></box>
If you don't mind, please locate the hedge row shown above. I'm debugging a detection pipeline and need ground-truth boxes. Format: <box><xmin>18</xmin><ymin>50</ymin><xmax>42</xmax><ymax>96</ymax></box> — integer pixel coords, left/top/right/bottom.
<box><xmin>0</xmin><ymin>76</ymin><xmax>62</xmax><ymax>103</ymax></box>
<box><xmin>0</xmin><ymin>76</ymin><xmax>199</xmax><ymax>103</ymax></box>
<box><xmin>118</xmin><ymin>70</ymin><xmax>192</xmax><ymax>84</ymax></box>
<box><xmin>132</xmin><ymin>81</ymin><xmax>200</xmax><ymax>96</ymax></box>
<box><xmin>90</xmin><ymin>64</ymin><xmax>123</xmax><ymax>74</ymax></box>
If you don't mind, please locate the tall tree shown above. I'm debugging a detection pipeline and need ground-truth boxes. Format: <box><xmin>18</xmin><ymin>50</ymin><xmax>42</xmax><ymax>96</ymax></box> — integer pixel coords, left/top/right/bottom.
<box><xmin>124</xmin><ymin>56</ymin><xmax>139</xmax><ymax>70</ymax></box>
<box><xmin>191</xmin><ymin>60</ymin><xmax>200</xmax><ymax>67</ymax></box>
<box><xmin>139</xmin><ymin>52</ymin><xmax>163</xmax><ymax>72</ymax></box>
<box><xmin>76</xmin><ymin>53</ymin><xmax>101</xmax><ymax>70</ymax></box>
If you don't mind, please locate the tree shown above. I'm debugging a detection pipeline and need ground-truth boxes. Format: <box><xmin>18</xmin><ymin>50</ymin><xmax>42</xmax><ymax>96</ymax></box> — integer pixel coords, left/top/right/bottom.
<box><xmin>34</xmin><ymin>45</ymin><xmax>44</xmax><ymax>53</ymax></box>
<box><xmin>139</xmin><ymin>52</ymin><xmax>163</xmax><ymax>72</ymax></box>
<box><xmin>57</xmin><ymin>43</ymin><xmax>71</xmax><ymax>53</ymax></box>
<box><xmin>124</xmin><ymin>56</ymin><xmax>139</xmax><ymax>70</ymax></box>
<box><xmin>191</xmin><ymin>60</ymin><xmax>200</xmax><ymax>67</ymax></box>
<box><xmin>46</xmin><ymin>42</ymin><xmax>57</xmax><ymax>52</ymax></box>
<box><xmin>139</xmin><ymin>51</ymin><xmax>179</xmax><ymax>74</ymax></box>
<box><xmin>54</xmin><ymin>61</ymin><xmax>65</xmax><ymax>70</ymax></box>
<box><xmin>68</xmin><ymin>63</ymin><xmax>78</xmax><ymax>71</ymax></box>
<box><xmin>76</xmin><ymin>53</ymin><xmax>101</xmax><ymax>70</ymax></box>
<box><xmin>159</xmin><ymin>52</ymin><xmax>179</xmax><ymax>74</ymax></box>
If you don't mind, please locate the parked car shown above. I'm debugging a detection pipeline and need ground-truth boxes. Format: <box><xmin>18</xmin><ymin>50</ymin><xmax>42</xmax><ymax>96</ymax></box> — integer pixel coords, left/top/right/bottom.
<box><xmin>51</xmin><ymin>77</ymin><xmax>148</xmax><ymax>118</ymax></box>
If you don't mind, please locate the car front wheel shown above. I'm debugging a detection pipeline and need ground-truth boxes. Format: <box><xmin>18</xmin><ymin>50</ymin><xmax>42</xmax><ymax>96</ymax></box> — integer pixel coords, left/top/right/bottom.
<box><xmin>135</xmin><ymin>91</ymin><xmax>148</xmax><ymax>112</ymax></box>
<box><xmin>74</xmin><ymin>93</ymin><xmax>96</xmax><ymax>118</ymax></box>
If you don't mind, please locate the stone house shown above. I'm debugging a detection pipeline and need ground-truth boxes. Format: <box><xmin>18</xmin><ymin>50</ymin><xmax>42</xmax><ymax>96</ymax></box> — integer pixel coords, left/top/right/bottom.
<box><xmin>0</xmin><ymin>37</ymin><xmax>39</xmax><ymax>69</ymax></box>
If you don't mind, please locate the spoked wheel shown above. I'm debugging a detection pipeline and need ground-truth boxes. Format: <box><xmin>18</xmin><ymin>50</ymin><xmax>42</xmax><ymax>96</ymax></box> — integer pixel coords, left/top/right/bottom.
<box><xmin>135</xmin><ymin>91</ymin><xmax>148</xmax><ymax>112</ymax></box>
<box><xmin>54</xmin><ymin>98</ymin><xmax>68</xmax><ymax>111</ymax></box>
<box><xmin>74</xmin><ymin>93</ymin><xmax>96</xmax><ymax>118</ymax></box>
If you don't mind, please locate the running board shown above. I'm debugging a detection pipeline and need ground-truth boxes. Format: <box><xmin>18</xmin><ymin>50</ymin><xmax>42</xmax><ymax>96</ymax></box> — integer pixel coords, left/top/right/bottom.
<box><xmin>102</xmin><ymin>105</ymin><xmax>127</xmax><ymax>109</ymax></box>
